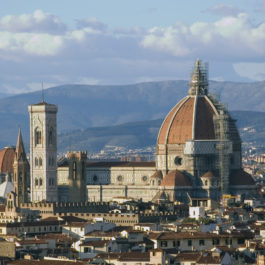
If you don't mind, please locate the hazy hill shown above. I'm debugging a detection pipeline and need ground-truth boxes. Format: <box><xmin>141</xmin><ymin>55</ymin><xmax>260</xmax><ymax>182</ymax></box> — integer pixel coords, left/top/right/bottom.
<box><xmin>57</xmin><ymin>110</ymin><xmax>265</xmax><ymax>153</ymax></box>
<box><xmin>0</xmin><ymin>80</ymin><xmax>265</xmax><ymax>151</ymax></box>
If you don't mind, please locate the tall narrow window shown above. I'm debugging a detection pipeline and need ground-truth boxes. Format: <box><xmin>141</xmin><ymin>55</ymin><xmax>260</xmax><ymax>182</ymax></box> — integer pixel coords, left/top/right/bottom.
<box><xmin>39</xmin><ymin>178</ymin><xmax>43</xmax><ymax>186</ymax></box>
<box><xmin>35</xmin><ymin>157</ymin><xmax>39</xmax><ymax>167</ymax></box>
<box><xmin>48</xmin><ymin>128</ymin><xmax>53</xmax><ymax>145</ymax></box>
<box><xmin>19</xmin><ymin>172</ymin><xmax>22</xmax><ymax>183</ymax></box>
<box><xmin>73</xmin><ymin>161</ymin><xmax>77</xmax><ymax>180</ymax></box>
<box><xmin>39</xmin><ymin>158</ymin><xmax>42</xmax><ymax>167</ymax></box>
<box><xmin>35</xmin><ymin>128</ymin><xmax>42</xmax><ymax>145</ymax></box>
<box><xmin>35</xmin><ymin>178</ymin><xmax>38</xmax><ymax>187</ymax></box>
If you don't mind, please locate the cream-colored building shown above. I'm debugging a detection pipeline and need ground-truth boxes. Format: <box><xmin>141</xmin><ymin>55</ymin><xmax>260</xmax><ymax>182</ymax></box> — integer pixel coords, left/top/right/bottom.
<box><xmin>28</xmin><ymin>102</ymin><xmax>58</xmax><ymax>202</ymax></box>
<box><xmin>57</xmin><ymin>60</ymin><xmax>256</xmax><ymax>204</ymax></box>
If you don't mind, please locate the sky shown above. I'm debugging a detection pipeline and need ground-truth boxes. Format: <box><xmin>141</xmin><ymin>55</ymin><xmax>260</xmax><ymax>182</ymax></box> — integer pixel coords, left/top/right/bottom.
<box><xmin>1</xmin><ymin>0</ymin><xmax>265</xmax><ymax>94</ymax></box>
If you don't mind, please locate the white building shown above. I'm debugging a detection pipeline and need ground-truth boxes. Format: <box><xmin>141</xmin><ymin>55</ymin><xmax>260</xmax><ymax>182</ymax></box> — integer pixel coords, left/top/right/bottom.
<box><xmin>28</xmin><ymin>102</ymin><xmax>58</xmax><ymax>202</ymax></box>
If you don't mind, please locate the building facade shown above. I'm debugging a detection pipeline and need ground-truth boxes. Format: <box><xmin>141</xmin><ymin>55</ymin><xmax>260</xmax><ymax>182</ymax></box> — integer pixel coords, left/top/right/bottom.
<box><xmin>28</xmin><ymin>102</ymin><xmax>58</xmax><ymax>202</ymax></box>
<box><xmin>56</xmin><ymin>60</ymin><xmax>256</xmax><ymax>204</ymax></box>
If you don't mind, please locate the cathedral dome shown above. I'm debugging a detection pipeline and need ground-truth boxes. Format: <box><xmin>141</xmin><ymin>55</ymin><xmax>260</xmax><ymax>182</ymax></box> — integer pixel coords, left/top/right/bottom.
<box><xmin>157</xmin><ymin>60</ymin><xmax>218</xmax><ymax>145</ymax></box>
<box><xmin>0</xmin><ymin>147</ymin><xmax>15</xmax><ymax>174</ymax></box>
<box><xmin>161</xmin><ymin>170</ymin><xmax>192</xmax><ymax>187</ymax></box>
<box><xmin>229</xmin><ymin>169</ymin><xmax>255</xmax><ymax>186</ymax></box>
<box><xmin>157</xmin><ymin>96</ymin><xmax>217</xmax><ymax>145</ymax></box>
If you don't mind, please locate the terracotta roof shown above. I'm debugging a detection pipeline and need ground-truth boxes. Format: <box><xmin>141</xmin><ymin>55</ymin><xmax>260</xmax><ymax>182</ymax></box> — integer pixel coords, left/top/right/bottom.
<box><xmin>118</xmin><ymin>252</ymin><xmax>150</xmax><ymax>262</ymax></box>
<box><xmin>8</xmin><ymin>260</ymin><xmax>86</xmax><ymax>265</ymax></box>
<box><xmin>161</xmin><ymin>170</ymin><xmax>192</xmax><ymax>187</ymax></box>
<box><xmin>175</xmin><ymin>252</ymin><xmax>201</xmax><ymax>261</ymax></box>
<box><xmin>157</xmin><ymin>95</ymin><xmax>217</xmax><ymax>145</ymax></box>
<box><xmin>20</xmin><ymin>239</ymin><xmax>47</xmax><ymax>245</ymax></box>
<box><xmin>1</xmin><ymin>220</ymin><xmax>61</xmax><ymax>228</ymax></box>
<box><xmin>0</xmin><ymin>147</ymin><xmax>15</xmax><ymax>173</ymax></box>
<box><xmin>63</xmin><ymin>221</ymin><xmax>90</xmax><ymax>228</ymax></box>
<box><xmin>149</xmin><ymin>231</ymin><xmax>253</xmax><ymax>240</ymax></box>
<box><xmin>194</xmin><ymin>97</ymin><xmax>216</xmax><ymax>140</ymax></box>
<box><xmin>150</xmin><ymin>170</ymin><xmax>163</xmax><ymax>179</ymax></box>
<box><xmin>229</xmin><ymin>169</ymin><xmax>255</xmax><ymax>186</ymax></box>
<box><xmin>80</xmin><ymin>240</ymin><xmax>109</xmax><ymax>247</ymax></box>
<box><xmin>197</xmin><ymin>255</ymin><xmax>221</xmax><ymax>264</ymax></box>
<box><xmin>201</xmin><ymin>171</ymin><xmax>217</xmax><ymax>179</ymax></box>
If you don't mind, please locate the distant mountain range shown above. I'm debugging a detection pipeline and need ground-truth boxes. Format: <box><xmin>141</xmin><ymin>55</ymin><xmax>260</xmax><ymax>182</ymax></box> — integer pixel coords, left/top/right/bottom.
<box><xmin>56</xmin><ymin>110</ymin><xmax>265</xmax><ymax>153</ymax></box>
<box><xmin>0</xmin><ymin>80</ymin><xmax>265</xmax><ymax>152</ymax></box>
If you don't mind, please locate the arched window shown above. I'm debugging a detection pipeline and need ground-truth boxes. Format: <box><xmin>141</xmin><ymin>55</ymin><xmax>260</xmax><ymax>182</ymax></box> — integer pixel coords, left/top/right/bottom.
<box><xmin>35</xmin><ymin>157</ymin><xmax>39</xmax><ymax>167</ymax></box>
<box><xmin>19</xmin><ymin>172</ymin><xmax>22</xmax><ymax>182</ymax></box>
<box><xmin>35</xmin><ymin>178</ymin><xmax>38</xmax><ymax>186</ymax></box>
<box><xmin>39</xmin><ymin>178</ymin><xmax>43</xmax><ymax>186</ymax></box>
<box><xmin>48</xmin><ymin>128</ymin><xmax>53</xmax><ymax>145</ymax></box>
<box><xmin>73</xmin><ymin>162</ymin><xmax>77</xmax><ymax>179</ymax></box>
<box><xmin>35</xmin><ymin>127</ymin><xmax>42</xmax><ymax>145</ymax></box>
<box><xmin>39</xmin><ymin>158</ymin><xmax>42</xmax><ymax>167</ymax></box>
<box><xmin>49</xmin><ymin>178</ymin><xmax>54</xmax><ymax>186</ymax></box>
<box><xmin>205</xmin><ymin>180</ymin><xmax>208</xmax><ymax>186</ymax></box>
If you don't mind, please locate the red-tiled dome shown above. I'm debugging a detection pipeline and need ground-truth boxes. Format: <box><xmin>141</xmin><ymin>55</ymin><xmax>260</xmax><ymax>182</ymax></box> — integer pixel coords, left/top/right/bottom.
<box><xmin>201</xmin><ymin>171</ymin><xmax>217</xmax><ymax>179</ymax></box>
<box><xmin>150</xmin><ymin>170</ymin><xmax>163</xmax><ymax>179</ymax></box>
<box><xmin>0</xmin><ymin>147</ymin><xmax>15</xmax><ymax>173</ymax></box>
<box><xmin>161</xmin><ymin>170</ymin><xmax>192</xmax><ymax>187</ymax></box>
<box><xmin>229</xmin><ymin>169</ymin><xmax>255</xmax><ymax>186</ymax></box>
<box><xmin>157</xmin><ymin>95</ymin><xmax>217</xmax><ymax>145</ymax></box>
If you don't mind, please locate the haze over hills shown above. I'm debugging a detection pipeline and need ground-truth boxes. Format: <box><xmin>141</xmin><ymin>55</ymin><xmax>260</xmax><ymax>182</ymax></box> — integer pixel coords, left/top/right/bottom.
<box><xmin>0</xmin><ymin>80</ymin><xmax>265</xmax><ymax>152</ymax></box>
<box><xmin>57</xmin><ymin>110</ymin><xmax>265</xmax><ymax>153</ymax></box>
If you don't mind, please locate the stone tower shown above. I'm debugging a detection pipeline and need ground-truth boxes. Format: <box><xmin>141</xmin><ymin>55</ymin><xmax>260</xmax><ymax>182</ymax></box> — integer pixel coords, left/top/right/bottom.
<box><xmin>13</xmin><ymin>128</ymin><xmax>30</xmax><ymax>205</ymax></box>
<box><xmin>28</xmin><ymin>102</ymin><xmax>58</xmax><ymax>202</ymax></box>
<box><xmin>67</xmin><ymin>151</ymin><xmax>87</xmax><ymax>202</ymax></box>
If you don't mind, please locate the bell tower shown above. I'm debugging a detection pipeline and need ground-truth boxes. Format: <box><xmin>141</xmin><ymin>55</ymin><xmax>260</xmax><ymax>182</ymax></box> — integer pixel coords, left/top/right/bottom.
<box><xmin>28</xmin><ymin>101</ymin><xmax>58</xmax><ymax>202</ymax></box>
<box><xmin>13</xmin><ymin>128</ymin><xmax>30</xmax><ymax>205</ymax></box>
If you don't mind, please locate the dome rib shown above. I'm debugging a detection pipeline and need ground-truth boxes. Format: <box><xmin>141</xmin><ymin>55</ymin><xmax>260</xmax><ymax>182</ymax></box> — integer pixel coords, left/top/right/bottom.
<box><xmin>0</xmin><ymin>147</ymin><xmax>15</xmax><ymax>174</ymax></box>
<box><xmin>157</xmin><ymin>95</ymin><xmax>217</xmax><ymax>145</ymax></box>
<box><xmin>194</xmin><ymin>97</ymin><xmax>216</xmax><ymax>140</ymax></box>
<box><xmin>157</xmin><ymin>96</ymin><xmax>189</xmax><ymax>145</ymax></box>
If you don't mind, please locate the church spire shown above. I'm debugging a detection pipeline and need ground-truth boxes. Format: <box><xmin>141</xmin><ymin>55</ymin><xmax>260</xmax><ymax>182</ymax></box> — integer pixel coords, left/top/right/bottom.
<box><xmin>15</xmin><ymin>128</ymin><xmax>26</xmax><ymax>161</ymax></box>
<box><xmin>188</xmin><ymin>59</ymin><xmax>208</xmax><ymax>96</ymax></box>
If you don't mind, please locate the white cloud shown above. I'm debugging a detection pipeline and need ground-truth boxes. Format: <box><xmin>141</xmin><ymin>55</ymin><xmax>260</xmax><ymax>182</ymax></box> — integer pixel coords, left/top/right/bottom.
<box><xmin>203</xmin><ymin>4</ymin><xmax>241</xmax><ymax>16</ymax></box>
<box><xmin>233</xmin><ymin>62</ymin><xmax>265</xmax><ymax>81</ymax></box>
<box><xmin>0</xmin><ymin>31</ymin><xmax>63</xmax><ymax>56</ymax></box>
<box><xmin>0</xmin><ymin>10</ymin><xmax>66</xmax><ymax>34</ymax></box>
<box><xmin>141</xmin><ymin>13</ymin><xmax>265</xmax><ymax>60</ymax></box>
<box><xmin>0</xmin><ymin>9</ymin><xmax>265</xmax><ymax>95</ymax></box>
<box><xmin>76</xmin><ymin>17</ymin><xmax>107</xmax><ymax>32</ymax></box>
